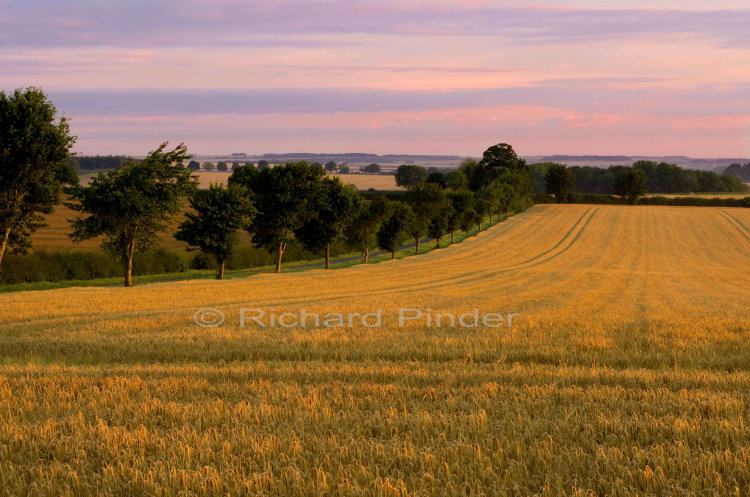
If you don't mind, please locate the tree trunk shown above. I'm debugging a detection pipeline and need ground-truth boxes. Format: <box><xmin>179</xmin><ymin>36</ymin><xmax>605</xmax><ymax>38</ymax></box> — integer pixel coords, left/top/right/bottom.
<box><xmin>217</xmin><ymin>260</ymin><xmax>225</xmax><ymax>280</ymax></box>
<box><xmin>325</xmin><ymin>244</ymin><xmax>331</xmax><ymax>269</ymax></box>
<box><xmin>435</xmin><ymin>235</ymin><xmax>441</xmax><ymax>248</ymax></box>
<box><xmin>391</xmin><ymin>250</ymin><xmax>396</xmax><ymax>259</ymax></box>
<box><xmin>123</xmin><ymin>239</ymin><xmax>135</xmax><ymax>287</ymax></box>
<box><xmin>451</xmin><ymin>231</ymin><xmax>455</xmax><ymax>244</ymax></box>
<box><xmin>275</xmin><ymin>242</ymin><xmax>285</xmax><ymax>273</ymax></box>
<box><xmin>489</xmin><ymin>213</ymin><xmax>493</xmax><ymax>225</ymax></box>
<box><xmin>466</xmin><ymin>229</ymin><xmax>469</xmax><ymax>237</ymax></box>
<box><xmin>124</xmin><ymin>255</ymin><xmax>133</xmax><ymax>287</ymax></box>
<box><xmin>415</xmin><ymin>237</ymin><xmax>421</xmax><ymax>255</ymax></box>
<box><xmin>364</xmin><ymin>247</ymin><xmax>369</xmax><ymax>264</ymax></box>
<box><xmin>0</xmin><ymin>227</ymin><xmax>10</xmax><ymax>268</ymax></box>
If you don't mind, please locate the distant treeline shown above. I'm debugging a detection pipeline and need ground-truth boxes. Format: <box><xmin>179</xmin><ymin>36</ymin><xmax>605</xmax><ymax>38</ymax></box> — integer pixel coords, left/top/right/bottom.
<box><xmin>722</xmin><ymin>163</ymin><xmax>750</xmax><ymax>182</ymax></box>
<box><xmin>68</xmin><ymin>155</ymin><xmax>135</xmax><ymax>171</ymax></box>
<box><xmin>533</xmin><ymin>193</ymin><xmax>750</xmax><ymax>208</ymax></box>
<box><xmin>530</xmin><ymin>161</ymin><xmax>747</xmax><ymax>195</ymax></box>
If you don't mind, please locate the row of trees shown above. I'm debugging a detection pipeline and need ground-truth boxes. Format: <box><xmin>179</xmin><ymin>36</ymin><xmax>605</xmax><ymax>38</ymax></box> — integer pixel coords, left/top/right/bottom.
<box><xmin>0</xmin><ymin>88</ymin><xmax>534</xmax><ymax>286</ymax></box>
<box><xmin>530</xmin><ymin>161</ymin><xmax>747</xmax><ymax>198</ymax></box>
<box><xmin>182</xmin><ymin>160</ymin><xmax>386</xmax><ymax>175</ymax></box>
<box><xmin>63</xmin><ymin>143</ymin><xmax>531</xmax><ymax>285</ymax></box>
<box><xmin>542</xmin><ymin>164</ymin><xmax>648</xmax><ymax>204</ymax></box>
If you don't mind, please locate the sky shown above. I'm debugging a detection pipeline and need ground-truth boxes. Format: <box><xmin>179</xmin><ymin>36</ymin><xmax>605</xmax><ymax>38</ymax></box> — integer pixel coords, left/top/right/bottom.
<box><xmin>2</xmin><ymin>0</ymin><xmax>750</xmax><ymax>157</ymax></box>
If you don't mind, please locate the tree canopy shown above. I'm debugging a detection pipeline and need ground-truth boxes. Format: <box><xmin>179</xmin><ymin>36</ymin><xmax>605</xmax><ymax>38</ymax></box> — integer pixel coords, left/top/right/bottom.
<box><xmin>175</xmin><ymin>184</ymin><xmax>255</xmax><ymax>279</ymax></box>
<box><xmin>296</xmin><ymin>177</ymin><xmax>362</xmax><ymax>269</ymax></box>
<box><xmin>229</xmin><ymin>161</ymin><xmax>325</xmax><ymax>272</ymax></box>
<box><xmin>0</xmin><ymin>87</ymin><xmax>77</xmax><ymax>268</ymax></box>
<box><xmin>545</xmin><ymin>164</ymin><xmax>576</xmax><ymax>202</ymax></box>
<box><xmin>613</xmin><ymin>169</ymin><xmax>647</xmax><ymax>204</ymax></box>
<box><xmin>395</xmin><ymin>164</ymin><xmax>428</xmax><ymax>188</ymax></box>
<box><xmin>67</xmin><ymin>143</ymin><xmax>197</xmax><ymax>286</ymax></box>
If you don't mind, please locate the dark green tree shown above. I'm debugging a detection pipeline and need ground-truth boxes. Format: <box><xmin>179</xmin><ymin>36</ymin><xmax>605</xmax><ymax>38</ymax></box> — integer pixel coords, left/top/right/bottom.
<box><xmin>346</xmin><ymin>196</ymin><xmax>391</xmax><ymax>263</ymax></box>
<box><xmin>203</xmin><ymin>162</ymin><xmax>215</xmax><ymax>171</ymax></box>
<box><xmin>458</xmin><ymin>158</ymin><xmax>483</xmax><ymax>191</ymax></box>
<box><xmin>613</xmin><ymin>169</ymin><xmax>647</xmax><ymax>204</ymax></box>
<box><xmin>325</xmin><ymin>161</ymin><xmax>338</xmax><ymax>172</ymax></box>
<box><xmin>0</xmin><ymin>87</ymin><xmax>77</xmax><ymax>268</ymax></box>
<box><xmin>445</xmin><ymin>170</ymin><xmax>468</xmax><ymax>190</ymax></box>
<box><xmin>395</xmin><ymin>164</ymin><xmax>428</xmax><ymax>188</ymax></box>
<box><xmin>463</xmin><ymin>144</ymin><xmax>529</xmax><ymax>192</ymax></box>
<box><xmin>296</xmin><ymin>177</ymin><xmax>362</xmax><ymax>269</ymax></box>
<box><xmin>339</xmin><ymin>164</ymin><xmax>351</xmax><ymax>174</ymax></box>
<box><xmin>544</xmin><ymin>164</ymin><xmax>575</xmax><ymax>202</ymax></box>
<box><xmin>426</xmin><ymin>171</ymin><xmax>447</xmax><ymax>188</ymax></box>
<box><xmin>230</xmin><ymin>161</ymin><xmax>324</xmax><ymax>272</ymax></box>
<box><xmin>187</xmin><ymin>160</ymin><xmax>200</xmax><ymax>171</ymax></box>
<box><xmin>216</xmin><ymin>162</ymin><xmax>228</xmax><ymax>172</ymax></box>
<box><xmin>257</xmin><ymin>160</ymin><xmax>270</xmax><ymax>170</ymax></box>
<box><xmin>477</xmin><ymin>181</ymin><xmax>512</xmax><ymax>225</ymax></box>
<box><xmin>428</xmin><ymin>201</ymin><xmax>452</xmax><ymax>247</ymax></box>
<box><xmin>447</xmin><ymin>190</ymin><xmax>474</xmax><ymax>243</ymax></box>
<box><xmin>376</xmin><ymin>202</ymin><xmax>413</xmax><ymax>259</ymax></box>
<box><xmin>175</xmin><ymin>184</ymin><xmax>255</xmax><ymax>279</ymax></box>
<box><xmin>404</xmin><ymin>183</ymin><xmax>448</xmax><ymax>255</ymax></box>
<box><xmin>479</xmin><ymin>143</ymin><xmax>527</xmax><ymax>172</ymax></box>
<box><xmin>67</xmin><ymin>143</ymin><xmax>198</xmax><ymax>286</ymax></box>
<box><xmin>363</xmin><ymin>163</ymin><xmax>382</xmax><ymax>174</ymax></box>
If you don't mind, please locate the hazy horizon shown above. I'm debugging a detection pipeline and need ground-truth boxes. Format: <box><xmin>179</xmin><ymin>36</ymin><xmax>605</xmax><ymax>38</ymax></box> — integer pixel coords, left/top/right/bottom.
<box><xmin>3</xmin><ymin>0</ymin><xmax>749</xmax><ymax>157</ymax></box>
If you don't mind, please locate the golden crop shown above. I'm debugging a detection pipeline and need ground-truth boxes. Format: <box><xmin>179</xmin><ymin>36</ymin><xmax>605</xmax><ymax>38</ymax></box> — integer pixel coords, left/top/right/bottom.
<box><xmin>1</xmin><ymin>205</ymin><xmax>749</xmax><ymax>496</ymax></box>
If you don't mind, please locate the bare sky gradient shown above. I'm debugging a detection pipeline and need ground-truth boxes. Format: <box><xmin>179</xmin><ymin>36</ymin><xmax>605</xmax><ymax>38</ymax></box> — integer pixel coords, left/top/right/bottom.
<box><xmin>2</xmin><ymin>0</ymin><xmax>749</xmax><ymax>157</ymax></box>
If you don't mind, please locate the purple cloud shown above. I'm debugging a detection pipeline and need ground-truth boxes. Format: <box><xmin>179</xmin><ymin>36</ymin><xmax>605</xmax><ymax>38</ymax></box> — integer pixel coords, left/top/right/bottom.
<box><xmin>2</xmin><ymin>1</ymin><xmax>750</xmax><ymax>49</ymax></box>
<box><xmin>46</xmin><ymin>82</ymin><xmax>750</xmax><ymax>119</ymax></box>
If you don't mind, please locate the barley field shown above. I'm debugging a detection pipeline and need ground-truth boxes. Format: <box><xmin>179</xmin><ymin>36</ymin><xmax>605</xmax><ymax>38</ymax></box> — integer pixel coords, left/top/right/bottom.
<box><xmin>2</xmin><ymin>205</ymin><xmax>750</xmax><ymax>496</ymax></box>
<box><xmin>189</xmin><ymin>172</ymin><xmax>400</xmax><ymax>191</ymax></box>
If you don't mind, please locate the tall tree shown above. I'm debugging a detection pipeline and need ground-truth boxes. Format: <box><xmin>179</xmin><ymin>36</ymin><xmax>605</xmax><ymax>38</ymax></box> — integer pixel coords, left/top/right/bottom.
<box><xmin>376</xmin><ymin>202</ymin><xmax>413</xmax><ymax>259</ymax></box>
<box><xmin>395</xmin><ymin>164</ymin><xmax>428</xmax><ymax>188</ymax></box>
<box><xmin>325</xmin><ymin>161</ymin><xmax>338</xmax><ymax>172</ymax></box>
<box><xmin>426</xmin><ymin>171</ymin><xmax>447</xmax><ymax>188</ymax></box>
<box><xmin>0</xmin><ymin>87</ymin><xmax>77</xmax><ymax>268</ymax></box>
<box><xmin>447</xmin><ymin>190</ymin><xmax>474</xmax><ymax>243</ymax></box>
<box><xmin>445</xmin><ymin>170</ymin><xmax>468</xmax><ymax>190</ymax></box>
<box><xmin>68</xmin><ymin>143</ymin><xmax>198</xmax><ymax>287</ymax></box>
<box><xmin>404</xmin><ymin>183</ymin><xmax>448</xmax><ymax>255</ymax></box>
<box><xmin>477</xmin><ymin>181</ymin><xmax>511</xmax><ymax>225</ymax></box>
<box><xmin>345</xmin><ymin>196</ymin><xmax>390</xmax><ymax>264</ymax></box>
<box><xmin>175</xmin><ymin>184</ymin><xmax>255</xmax><ymax>280</ymax></box>
<box><xmin>230</xmin><ymin>161</ymin><xmax>324</xmax><ymax>272</ymax></box>
<box><xmin>613</xmin><ymin>169</ymin><xmax>647</xmax><ymax>204</ymax></box>
<box><xmin>296</xmin><ymin>177</ymin><xmax>362</xmax><ymax>269</ymax></box>
<box><xmin>187</xmin><ymin>160</ymin><xmax>200</xmax><ymax>171</ymax></box>
<box><xmin>544</xmin><ymin>164</ymin><xmax>575</xmax><ymax>203</ymax></box>
<box><xmin>216</xmin><ymin>162</ymin><xmax>228</xmax><ymax>172</ymax></box>
<box><xmin>465</xmin><ymin>143</ymin><xmax>530</xmax><ymax>192</ymax></box>
<box><xmin>428</xmin><ymin>202</ymin><xmax>452</xmax><ymax>247</ymax></box>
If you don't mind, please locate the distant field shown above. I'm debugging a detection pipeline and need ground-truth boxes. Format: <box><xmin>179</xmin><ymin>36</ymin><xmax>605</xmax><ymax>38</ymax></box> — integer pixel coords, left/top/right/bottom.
<box><xmin>646</xmin><ymin>192</ymin><xmax>750</xmax><ymax>198</ymax></box>
<box><xmin>193</xmin><ymin>171</ymin><xmax>400</xmax><ymax>191</ymax></box>
<box><xmin>3</xmin><ymin>205</ymin><xmax>750</xmax><ymax>495</ymax></box>
<box><xmin>30</xmin><ymin>202</ymin><xmax>190</xmax><ymax>252</ymax></box>
<box><xmin>79</xmin><ymin>171</ymin><xmax>401</xmax><ymax>191</ymax></box>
